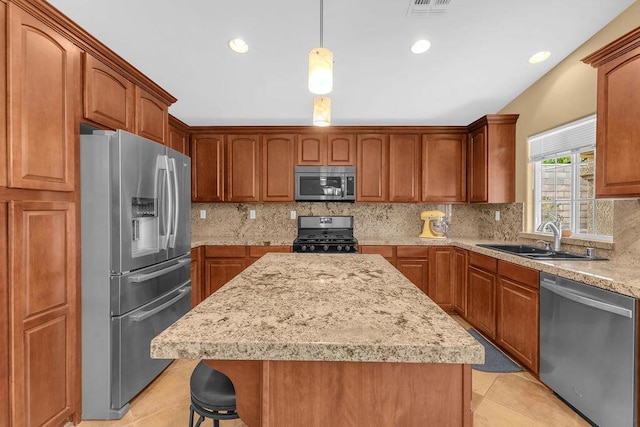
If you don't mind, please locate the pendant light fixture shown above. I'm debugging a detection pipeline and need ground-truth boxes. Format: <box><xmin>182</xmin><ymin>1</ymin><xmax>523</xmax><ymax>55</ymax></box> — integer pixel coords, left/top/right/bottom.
<box><xmin>308</xmin><ymin>0</ymin><xmax>333</xmax><ymax>95</ymax></box>
<box><xmin>313</xmin><ymin>96</ymin><xmax>331</xmax><ymax>127</ymax></box>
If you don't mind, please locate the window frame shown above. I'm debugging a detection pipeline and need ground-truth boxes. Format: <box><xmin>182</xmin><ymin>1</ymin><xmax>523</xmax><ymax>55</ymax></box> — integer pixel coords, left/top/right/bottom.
<box><xmin>533</xmin><ymin>150</ymin><xmax>610</xmax><ymax>241</ymax></box>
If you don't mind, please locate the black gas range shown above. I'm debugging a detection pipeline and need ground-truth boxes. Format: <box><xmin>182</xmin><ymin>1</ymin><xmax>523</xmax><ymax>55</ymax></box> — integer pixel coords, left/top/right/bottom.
<box><xmin>293</xmin><ymin>215</ymin><xmax>358</xmax><ymax>253</ymax></box>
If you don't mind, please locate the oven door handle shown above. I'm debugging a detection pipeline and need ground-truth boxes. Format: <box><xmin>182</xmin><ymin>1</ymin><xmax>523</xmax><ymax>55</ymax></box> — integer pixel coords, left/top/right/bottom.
<box><xmin>130</xmin><ymin>287</ymin><xmax>191</xmax><ymax>322</ymax></box>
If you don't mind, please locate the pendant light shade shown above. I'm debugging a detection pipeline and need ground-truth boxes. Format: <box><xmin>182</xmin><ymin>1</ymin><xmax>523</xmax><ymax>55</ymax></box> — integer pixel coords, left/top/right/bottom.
<box><xmin>309</xmin><ymin>0</ymin><xmax>333</xmax><ymax>95</ymax></box>
<box><xmin>313</xmin><ymin>96</ymin><xmax>331</xmax><ymax>127</ymax></box>
<box><xmin>308</xmin><ymin>47</ymin><xmax>333</xmax><ymax>95</ymax></box>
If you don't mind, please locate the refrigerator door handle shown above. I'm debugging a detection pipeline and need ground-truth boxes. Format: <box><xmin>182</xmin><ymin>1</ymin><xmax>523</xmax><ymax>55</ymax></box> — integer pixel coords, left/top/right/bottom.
<box><xmin>157</xmin><ymin>155</ymin><xmax>172</xmax><ymax>250</ymax></box>
<box><xmin>129</xmin><ymin>286</ymin><xmax>190</xmax><ymax>323</ymax></box>
<box><xmin>169</xmin><ymin>157</ymin><xmax>179</xmax><ymax>248</ymax></box>
<box><xmin>128</xmin><ymin>258</ymin><xmax>191</xmax><ymax>283</ymax></box>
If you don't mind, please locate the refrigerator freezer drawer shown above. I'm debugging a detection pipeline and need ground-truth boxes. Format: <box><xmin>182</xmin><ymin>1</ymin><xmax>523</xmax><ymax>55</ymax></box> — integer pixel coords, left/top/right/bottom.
<box><xmin>110</xmin><ymin>254</ymin><xmax>191</xmax><ymax>316</ymax></box>
<box><xmin>111</xmin><ymin>282</ymin><xmax>191</xmax><ymax>410</ymax></box>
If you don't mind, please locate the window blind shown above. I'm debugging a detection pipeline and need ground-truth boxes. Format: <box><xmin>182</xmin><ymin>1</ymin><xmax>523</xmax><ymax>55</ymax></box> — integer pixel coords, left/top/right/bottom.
<box><xmin>528</xmin><ymin>114</ymin><xmax>596</xmax><ymax>163</ymax></box>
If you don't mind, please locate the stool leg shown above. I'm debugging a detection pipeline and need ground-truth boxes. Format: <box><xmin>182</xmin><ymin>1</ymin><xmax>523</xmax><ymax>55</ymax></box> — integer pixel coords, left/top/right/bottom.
<box><xmin>213</xmin><ymin>420</ymin><xmax>219</xmax><ymax>427</ymax></box>
<box><xmin>195</xmin><ymin>415</ymin><xmax>205</xmax><ymax>427</ymax></box>
<box><xmin>189</xmin><ymin>404</ymin><xmax>194</xmax><ymax>427</ymax></box>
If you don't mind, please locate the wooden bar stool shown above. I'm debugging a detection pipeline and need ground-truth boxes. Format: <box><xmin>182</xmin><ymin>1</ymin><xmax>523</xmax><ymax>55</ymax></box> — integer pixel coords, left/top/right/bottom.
<box><xmin>189</xmin><ymin>361</ymin><xmax>240</xmax><ymax>427</ymax></box>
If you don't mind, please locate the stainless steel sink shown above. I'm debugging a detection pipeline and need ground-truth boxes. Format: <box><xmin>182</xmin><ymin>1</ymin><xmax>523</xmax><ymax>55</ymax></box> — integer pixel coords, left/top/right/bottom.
<box><xmin>476</xmin><ymin>244</ymin><xmax>607</xmax><ymax>261</ymax></box>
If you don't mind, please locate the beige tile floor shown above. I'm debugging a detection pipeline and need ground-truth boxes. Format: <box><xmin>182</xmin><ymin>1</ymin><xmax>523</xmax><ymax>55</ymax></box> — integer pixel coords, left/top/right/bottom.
<box><xmin>76</xmin><ymin>317</ymin><xmax>591</xmax><ymax>427</ymax></box>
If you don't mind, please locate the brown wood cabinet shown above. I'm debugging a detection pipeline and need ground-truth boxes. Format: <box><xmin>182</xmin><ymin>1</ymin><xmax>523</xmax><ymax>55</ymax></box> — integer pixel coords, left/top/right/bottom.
<box><xmin>168</xmin><ymin>115</ymin><xmax>189</xmax><ymax>155</ymax></box>
<box><xmin>191</xmin><ymin>247</ymin><xmax>202</xmax><ymax>308</ymax></box>
<box><xmin>204</xmin><ymin>246</ymin><xmax>248</xmax><ymax>298</ymax></box>
<box><xmin>428</xmin><ymin>246</ymin><xmax>455</xmax><ymax>311</ymax></box>
<box><xmin>83</xmin><ymin>53</ymin><xmax>135</xmax><ymax>132</ymax></box>
<box><xmin>467</xmin><ymin>115</ymin><xmax>518</xmax><ymax>203</ymax></box>
<box><xmin>389</xmin><ymin>134</ymin><xmax>420</xmax><ymax>202</ymax></box>
<box><xmin>0</xmin><ymin>1</ymin><xmax>6</xmax><ymax>189</ymax></box>
<box><xmin>201</xmin><ymin>245</ymin><xmax>293</xmax><ymax>303</ymax></box>
<box><xmin>454</xmin><ymin>248</ymin><xmax>468</xmax><ymax>316</ymax></box>
<box><xmin>327</xmin><ymin>134</ymin><xmax>356</xmax><ymax>165</ymax></box>
<box><xmin>8</xmin><ymin>5</ymin><xmax>80</xmax><ymax>192</ymax></box>
<box><xmin>466</xmin><ymin>252</ymin><xmax>498</xmax><ymax>339</ymax></box>
<box><xmin>583</xmin><ymin>27</ymin><xmax>640</xmax><ymax>197</ymax></box>
<box><xmin>0</xmin><ymin>202</ymin><xmax>8</xmax><ymax>427</ymax></box>
<box><xmin>496</xmin><ymin>261</ymin><xmax>539</xmax><ymax>374</ymax></box>
<box><xmin>422</xmin><ymin>133</ymin><xmax>467</xmax><ymax>202</ymax></box>
<box><xmin>296</xmin><ymin>133</ymin><xmax>355</xmax><ymax>166</ymax></box>
<box><xmin>357</xmin><ymin>134</ymin><xmax>388</xmax><ymax>202</ymax></box>
<box><xmin>396</xmin><ymin>246</ymin><xmax>429</xmax><ymax>295</ymax></box>
<box><xmin>262</xmin><ymin>134</ymin><xmax>295</xmax><ymax>201</ymax></box>
<box><xmin>191</xmin><ymin>134</ymin><xmax>225</xmax><ymax>202</ymax></box>
<box><xmin>10</xmin><ymin>200</ymin><xmax>77</xmax><ymax>427</ymax></box>
<box><xmin>227</xmin><ymin>135</ymin><xmax>261</xmax><ymax>202</ymax></box>
<box><xmin>135</xmin><ymin>86</ymin><xmax>168</xmax><ymax>144</ymax></box>
<box><xmin>297</xmin><ymin>134</ymin><xmax>326</xmax><ymax>165</ymax></box>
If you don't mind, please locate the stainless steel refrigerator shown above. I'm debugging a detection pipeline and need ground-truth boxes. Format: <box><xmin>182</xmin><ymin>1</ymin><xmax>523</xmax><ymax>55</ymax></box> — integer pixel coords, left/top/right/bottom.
<box><xmin>80</xmin><ymin>129</ymin><xmax>192</xmax><ymax>419</ymax></box>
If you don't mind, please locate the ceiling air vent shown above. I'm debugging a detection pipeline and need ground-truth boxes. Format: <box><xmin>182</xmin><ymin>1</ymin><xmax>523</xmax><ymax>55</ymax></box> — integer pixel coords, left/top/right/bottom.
<box><xmin>406</xmin><ymin>0</ymin><xmax>452</xmax><ymax>18</ymax></box>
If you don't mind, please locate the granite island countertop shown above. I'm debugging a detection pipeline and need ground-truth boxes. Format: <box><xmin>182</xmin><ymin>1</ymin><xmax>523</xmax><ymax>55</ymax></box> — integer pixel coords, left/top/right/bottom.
<box><xmin>151</xmin><ymin>253</ymin><xmax>484</xmax><ymax>364</ymax></box>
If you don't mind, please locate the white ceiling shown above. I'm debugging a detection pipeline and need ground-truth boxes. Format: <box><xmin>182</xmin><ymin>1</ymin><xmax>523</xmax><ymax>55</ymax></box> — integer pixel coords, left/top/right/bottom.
<box><xmin>48</xmin><ymin>0</ymin><xmax>635</xmax><ymax>127</ymax></box>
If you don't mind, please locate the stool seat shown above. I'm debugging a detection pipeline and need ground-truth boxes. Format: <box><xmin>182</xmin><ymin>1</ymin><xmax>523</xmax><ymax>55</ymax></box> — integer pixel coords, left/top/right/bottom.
<box><xmin>189</xmin><ymin>361</ymin><xmax>240</xmax><ymax>427</ymax></box>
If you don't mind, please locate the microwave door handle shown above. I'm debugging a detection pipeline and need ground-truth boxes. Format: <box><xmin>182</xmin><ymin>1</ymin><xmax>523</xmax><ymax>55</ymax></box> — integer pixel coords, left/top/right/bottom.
<box><xmin>342</xmin><ymin>175</ymin><xmax>347</xmax><ymax>199</ymax></box>
<box><xmin>169</xmin><ymin>157</ymin><xmax>179</xmax><ymax>248</ymax></box>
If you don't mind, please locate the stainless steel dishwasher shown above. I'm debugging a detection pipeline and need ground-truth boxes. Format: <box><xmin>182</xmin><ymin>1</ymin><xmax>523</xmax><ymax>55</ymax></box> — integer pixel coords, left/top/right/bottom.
<box><xmin>540</xmin><ymin>272</ymin><xmax>637</xmax><ymax>427</ymax></box>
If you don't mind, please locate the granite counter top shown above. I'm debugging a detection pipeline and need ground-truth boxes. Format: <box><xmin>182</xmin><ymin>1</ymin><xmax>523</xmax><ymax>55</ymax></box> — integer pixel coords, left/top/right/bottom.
<box><xmin>191</xmin><ymin>235</ymin><xmax>640</xmax><ymax>299</ymax></box>
<box><xmin>151</xmin><ymin>253</ymin><xmax>484</xmax><ymax>364</ymax></box>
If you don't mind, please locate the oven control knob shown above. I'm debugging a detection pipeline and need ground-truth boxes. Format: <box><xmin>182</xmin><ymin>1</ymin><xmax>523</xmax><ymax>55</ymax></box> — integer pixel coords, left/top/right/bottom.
<box><xmin>337</xmin><ymin>245</ymin><xmax>342</xmax><ymax>251</ymax></box>
<box><xmin>310</xmin><ymin>245</ymin><xmax>315</xmax><ymax>252</ymax></box>
<box><xmin>301</xmin><ymin>245</ymin><xmax>307</xmax><ymax>252</ymax></box>
<box><xmin>344</xmin><ymin>245</ymin><xmax>351</xmax><ymax>252</ymax></box>
<box><xmin>323</xmin><ymin>245</ymin><xmax>329</xmax><ymax>251</ymax></box>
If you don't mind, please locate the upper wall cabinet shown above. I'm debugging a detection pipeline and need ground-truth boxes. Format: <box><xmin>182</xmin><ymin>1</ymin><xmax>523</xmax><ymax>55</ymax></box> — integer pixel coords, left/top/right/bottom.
<box><xmin>83</xmin><ymin>53</ymin><xmax>135</xmax><ymax>132</ymax></box>
<box><xmin>357</xmin><ymin>134</ymin><xmax>388</xmax><ymax>202</ymax></box>
<box><xmin>422</xmin><ymin>133</ymin><xmax>467</xmax><ymax>203</ymax></box>
<box><xmin>168</xmin><ymin>115</ymin><xmax>189</xmax><ymax>155</ymax></box>
<box><xmin>191</xmin><ymin>134</ymin><xmax>225</xmax><ymax>202</ymax></box>
<box><xmin>467</xmin><ymin>115</ymin><xmax>518</xmax><ymax>203</ymax></box>
<box><xmin>583</xmin><ymin>27</ymin><xmax>640</xmax><ymax>198</ymax></box>
<box><xmin>8</xmin><ymin>4</ymin><xmax>80</xmax><ymax>192</ymax></box>
<box><xmin>135</xmin><ymin>86</ymin><xmax>168</xmax><ymax>144</ymax></box>
<box><xmin>297</xmin><ymin>133</ymin><xmax>355</xmax><ymax>166</ymax></box>
<box><xmin>226</xmin><ymin>134</ymin><xmax>261</xmax><ymax>202</ymax></box>
<box><xmin>389</xmin><ymin>134</ymin><xmax>420</xmax><ymax>203</ymax></box>
<box><xmin>262</xmin><ymin>134</ymin><xmax>295</xmax><ymax>202</ymax></box>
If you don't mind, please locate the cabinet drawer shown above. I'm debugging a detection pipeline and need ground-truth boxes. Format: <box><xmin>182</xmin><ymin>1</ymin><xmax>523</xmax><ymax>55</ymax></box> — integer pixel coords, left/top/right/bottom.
<box><xmin>498</xmin><ymin>261</ymin><xmax>539</xmax><ymax>289</ymax></box>
<box><xmin>248</xmin><ymin>245</ymin><xmax>292</xmax><ymax>258</ymax></box>
<box><xmin>360</xmin><ymin>245</ymin><xmax>396</xmax><ymax>258</ymax></box>
<box><xmin>469</xmin><ymin>251</ymin><xmax>497</xmax><ymax>272</ymax></box>
<box><xmin>396</xmin><ymin>246</ymin><xmax>429</xmax><ymax>258</ymax></box>
<box><xmin>205</xmin><ymin>245</ymin><xmax>246</xmax><ymax>258</ymax></box>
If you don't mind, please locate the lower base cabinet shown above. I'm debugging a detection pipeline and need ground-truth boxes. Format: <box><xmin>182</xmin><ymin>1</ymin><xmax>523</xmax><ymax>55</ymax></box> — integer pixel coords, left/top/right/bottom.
<box><xmin>453</xmin><ymin>248</ymin><xmax>468</xmax><ymax>316</ymax></box>
<box><xmin>0</xmin><ymin>203</ymin><xmax>8</xmax><ymax>427</ymax></box>
<box><xmin>197</xmin><ymin>245</ymin><xmax>292</xmax><ymax>304</ymax></box>
<box><xmin>496</xmin><ymin>261</ymin><xmax>539</xmax><ymax>373</ymax></box>
<box><xmin>396</xmin><ymin>246</ymin><xmax>429</xmax><ymax>295</ymax></box>
<box><xmin>466</xmin><ymin>252</ymin><xmax>498</xmax><ymax>340</ymax></box>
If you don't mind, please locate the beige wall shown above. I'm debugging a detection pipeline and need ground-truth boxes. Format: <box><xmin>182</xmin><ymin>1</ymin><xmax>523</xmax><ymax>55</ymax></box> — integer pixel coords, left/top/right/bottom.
<box><xmin>498</xmin><ymin>1</ymin><xmax>640</xmax><ymax>231</ymax></box>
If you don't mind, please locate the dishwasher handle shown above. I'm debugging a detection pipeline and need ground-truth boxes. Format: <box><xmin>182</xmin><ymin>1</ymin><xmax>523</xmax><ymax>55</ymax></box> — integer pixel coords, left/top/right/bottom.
<box><xmin>542</xmin><ymin>280</ymin><xmax>633</xmax><ymax>318</ymax></box>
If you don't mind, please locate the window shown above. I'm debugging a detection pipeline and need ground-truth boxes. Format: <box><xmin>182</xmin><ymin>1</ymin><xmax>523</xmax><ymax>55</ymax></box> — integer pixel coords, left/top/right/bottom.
<box><xmin>529</xmin><ymin>115</ymin><xmax>612</xmax><ymax>239</ymax></box>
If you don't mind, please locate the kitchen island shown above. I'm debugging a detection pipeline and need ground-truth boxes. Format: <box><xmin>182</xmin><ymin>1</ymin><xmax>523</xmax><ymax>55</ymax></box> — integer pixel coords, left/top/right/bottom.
<box><xmin>151</xmin><ymin>253</ymin><xmax>484</xmax><ymax>426</ymax></box>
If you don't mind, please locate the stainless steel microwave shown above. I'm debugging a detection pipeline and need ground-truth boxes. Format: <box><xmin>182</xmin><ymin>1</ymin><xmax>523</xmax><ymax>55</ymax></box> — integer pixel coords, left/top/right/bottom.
<box><xmin>295</xmin><ymin>166</ymin><xmax>356</xmax><ymax>201</ymax></box>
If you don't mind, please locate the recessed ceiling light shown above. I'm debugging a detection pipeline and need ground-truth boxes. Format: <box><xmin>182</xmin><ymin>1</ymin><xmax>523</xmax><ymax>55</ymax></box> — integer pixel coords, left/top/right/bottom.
<box><xmin>411</xmin><ymin>39</ymin><xmax>431</xmax><ymax>54</ymax></box>
<box><xmin>229</xmin><ymin>38</ymin><xmax>249</xmax><ymax>54</ymax></box>
<box><xmin>529</xmin><ymin>51</ymin><xmax>551</xmax><ymax>64</ymax></box>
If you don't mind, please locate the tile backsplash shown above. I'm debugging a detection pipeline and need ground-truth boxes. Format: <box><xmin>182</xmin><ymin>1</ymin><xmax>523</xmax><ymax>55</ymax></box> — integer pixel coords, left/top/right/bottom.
<box><xmin>191</xmin><ymin>202</ymin><xmax>524</xmax><ymax>241</ymax></box>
